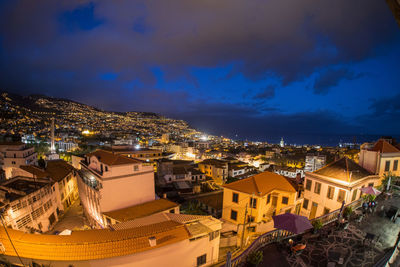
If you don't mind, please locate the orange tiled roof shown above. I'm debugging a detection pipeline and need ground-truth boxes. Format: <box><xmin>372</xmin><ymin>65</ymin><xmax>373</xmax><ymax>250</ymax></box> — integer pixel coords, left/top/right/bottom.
<box><xmin>223</xmin><ymin>171</ymin><xmax>296</xmax><ymax>196</ymax></box>
<box><xmin>371</xmin><ymin>140</ymin><xmax>400</xmax><ymax>153</ymax></box>
<box><xmin>87</xmin><ymin>149</ymin><xmax>142</xmax><ymax>165</ymax></box>
<box><xmin>314</xmin><ymin>157</ymin><xmax>372</xmax><ymax>182</ymax></box>
<box><xmin>0</xmin><ymin>220</ymin><xmax>189</xmax><ymax>261</ymax></box>
<box><xmin>103</xmin><ymin>198</ymin><xmax>179</xmax><ymax>222</ymax></box>
<box><xmin>20</xmin><ymin>160</ymin><xmax>74</xmax><ymax>182</ymax></box>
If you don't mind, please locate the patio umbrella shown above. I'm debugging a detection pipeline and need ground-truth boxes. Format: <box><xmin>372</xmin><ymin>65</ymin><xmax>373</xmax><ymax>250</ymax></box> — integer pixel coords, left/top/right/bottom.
<box><xmin>360</xmin><ymin>186</ymin><xmax>381</xmax><ymax>196</ymax></box>
<box><xmin>272</xmin><ymin>213</ymin><xmax>313</xmax><ymax>234</ymax></box>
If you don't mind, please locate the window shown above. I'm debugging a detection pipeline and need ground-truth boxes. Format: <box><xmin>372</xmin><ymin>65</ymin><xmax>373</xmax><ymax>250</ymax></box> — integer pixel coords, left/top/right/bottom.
<box><xmin>368</xmin><ymin>183</ymin><xmax>374</xmax><ymax>187</ymax></box>
<box><xmin>247</xmin><ymin>216</ymin><xmax>255</xmax><ymax>223</ymax></box>
<box><xmin>267</xmin><ymin>194</ymin><xmax>271</xmax><ymax>204</ymax></box>
<box><xmin>385</xmin><ymin>161</ymin><xmax>390</xmax><ymax>172</ymax></box>
<box><xmin>323</xmin><ymin>208</ymin><xmax>330</xmax><ymax>215</ymax></box>
<box><xmin>105</xmin><ymin>166</ymin><xmax>108</xmax><ymax>172</ymax></box>
<box><xmin>327</xmin><ymin>186</ymin><xmax>334</xmax><ymax>199</ymax></box>
<box><xmin>106</xmin><ymin>217</ymin><xmax>112</xmax><ymax>225</ymax></box>
<box><xmin>282</xmin><ymin>197</ymin><xmax>289</xmax><ymax>205</ymax></box>
<box><xmin>394</xmin><ymin>160</ymin><xmax>399</xmax><ymax>171</ymax></box>
<box><xmin>250</xmin><ymin>198</ymin><xmax>257</xmax><ymax>209</ymax></box>
<box><xmin>197</xmin><ymin>254</ymin><xmax>207</xmax><ymax>266</ymax></box>
<box><xmin>314</xmin><ymin>182</ymin><xmax>321</xmax><ymax>194</ymax></box>
<box><xmin>346</xmin><ymin>189</ymin><xmax>355</xmax><ymax>202</ymax></box>
<box><xmin>232</xmin><ymin>193</ymin><xmax>239</xmax><ymax>203</ymax></box>
<box><xmin>12</xmin><ymin>161</ymin><xmax>16</xmax><ymax>165</ymax></box>
<box><xmin>285</xmin><ymin>209</ymin><xmax>292</xmax><ymax>213</ymax></box>
<box><xmin>209</xmin><ymin>230</ymin><xmax>220</xmax><ymax>241</ymax></box>
<box><xmin>134</xmin><ymin>165</ymin><xmax>139</xmax><ymax>171</ymax></box>
<box><xmin>169</xmin><ymin>209</ymin><xmax>175</xmax><ymax>213</ymax></box>
<box><xmin>230</xmin><ymin>210</ymin><xmax>237</xmax><ymax>221</ymax></box>
<box><xmin>337</xmin><ymin>189</ymin><xmax>346</xmax><ymax>202</ymax></box>
<box><xmin>303</xmin><ymin>198</ymin><xmax>309</xmax><ymax>210</ymax></box>
<box><xmin>305</xmin><ymin>179</ymin><xmax>312</xmax><ymax>190</ymax></box>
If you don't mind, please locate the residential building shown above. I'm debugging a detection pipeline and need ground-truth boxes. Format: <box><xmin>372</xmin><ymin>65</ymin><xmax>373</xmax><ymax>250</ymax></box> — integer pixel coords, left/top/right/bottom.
<box><xmin>14</xmin><ymin>160</ymin><xmax>78</xmax><ymax>211</ymax></box>
<box><xmin>359</xmin><ymin>139</ymin><xmax>400</xmax><ymax>178</ymax></box>
<box><xmin>77</xmin><ymin>149</ymin><xmax>155</xmax><ymax>226</ymax></box>
<box><xmin>222</xmin><ymin>171</ymin><xmax>300</xmax><ymax>226</ymax></box>
<box><xmin>304</xmin><ymin>154</ymin><xmax>326</xmax><ymax>173</ymax></box>
<box><xmin>0</xmin><ymin>176</ymin><xmax>60</xmax><ymax>233</ymax></box>
<box><xmin>198</xmin><ymin>159</ymin><xmax>228</xmax><ymax>185</ymax></box>
<box><xmin>0</xmin><ymin>142</ymin><xmax>38</xmax><ymax>178</ymax></box>
<box><xmin>303</xmin><ymin>157</ymin><xmax>380</xmax><ymax>219</ymax></box>
<box><xmin>272</xmin><ymin>165</ymin><xmax>305</xmax><ymax>179</ymax></box>
<box><xmin>0</xmin><ymin>213</ymin><xmax>222</xmax><ymax>267</ymax></box>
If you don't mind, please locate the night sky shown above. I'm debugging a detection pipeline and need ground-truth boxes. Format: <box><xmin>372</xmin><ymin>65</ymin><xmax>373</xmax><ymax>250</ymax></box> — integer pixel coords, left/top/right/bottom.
<box><xmin>0</xmin><ymin>1</ymin><xmax>399</xmax><ymax>143</ymax></box>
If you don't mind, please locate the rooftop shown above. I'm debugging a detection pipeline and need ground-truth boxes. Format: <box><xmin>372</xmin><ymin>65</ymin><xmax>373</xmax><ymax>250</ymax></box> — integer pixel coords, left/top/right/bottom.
<box><xmin>0</xmin><ymin>176</ymin><xmax>51</xmax><ymax>202</ymax></box>
<box><xmin>0</xmin><ymin>220</ymin><xmax>189</xmax><ymax>261</ymax></box>
<box><xmin>103</xmin><ymin>198</ymin><xmax>179</xmax><ymax>222</ymax></box>
<box><xmin>20</xmin><ymin>160</ymin><xmax>74</xmax><ymax>182</ymax></box>
<box><xmin>313</xmin><ymin>157</ymin><xmax>373</xmax><ymax>182</ymax></box>
<box><xmin>87</xmin><ymin>149</ymin><xmax>142</xmax><ymax>166</ymax></box>
<box><xmin>223</xmin><ymin>171</ymin><xmax>296</xmax><ymax>196</ymax></box>
<box><xmin>371</xmin><ymin>139</ymin><xmax>400</xmax><ymax>153</ymax></box>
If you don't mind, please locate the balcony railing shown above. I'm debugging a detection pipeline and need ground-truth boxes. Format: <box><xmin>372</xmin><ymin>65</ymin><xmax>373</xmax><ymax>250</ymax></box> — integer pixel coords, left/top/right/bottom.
<box><xmin>222</xmin><ymin>197</ymin><xmax>364</xmax><ymax>267</ymax></box>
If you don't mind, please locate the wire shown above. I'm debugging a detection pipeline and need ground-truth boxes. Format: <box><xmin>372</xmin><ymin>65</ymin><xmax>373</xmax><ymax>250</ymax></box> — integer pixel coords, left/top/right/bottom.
<box><xmin>0</xmin><ymin>215</ymin><xmax>25</xmax><ymax>267</ymax></box>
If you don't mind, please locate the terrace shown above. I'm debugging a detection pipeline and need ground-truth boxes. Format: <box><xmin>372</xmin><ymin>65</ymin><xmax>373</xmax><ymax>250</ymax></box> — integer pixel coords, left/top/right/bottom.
<box><xmin>224</xmin><ymin>193</ymin><xmax>400</xmax><ymax>267</ymax></box>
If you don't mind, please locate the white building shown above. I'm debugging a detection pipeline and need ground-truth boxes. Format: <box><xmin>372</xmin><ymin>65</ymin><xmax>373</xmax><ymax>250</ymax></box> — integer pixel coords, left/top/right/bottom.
<box><xmin>304</xmin><ymin>154</ymin><xmax>326</xmax><ymax>173</ymax></box>
<box><xmin>77</xmin><ymin>149</ymin><xmax>155</xmax><ymax>227</ymax></box>
<box><xmin>0</xmin><ymin>142</ymin><xmax>38</xmax><ymax>178</ymax></box>
<box><xmin>0</xmin><ymin>176</ymin><xmax>61</xmax><ymax>233</ymax></box>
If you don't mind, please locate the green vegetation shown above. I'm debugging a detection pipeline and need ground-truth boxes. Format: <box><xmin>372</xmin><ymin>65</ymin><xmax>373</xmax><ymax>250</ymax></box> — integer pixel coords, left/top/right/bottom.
<box><xmin>247</xmin><ymin>251</ymin><xmax>263</xmax><ymax>266</ymax></box>
<box><xmin>343</xmin><ymin>206</ymin><xmax>353</xmax><ymax>219</ymax></box>
<box><xmin>312</xmin><ymin>219</ymin><xmax>323</xmax><ymax>231</ymax></box>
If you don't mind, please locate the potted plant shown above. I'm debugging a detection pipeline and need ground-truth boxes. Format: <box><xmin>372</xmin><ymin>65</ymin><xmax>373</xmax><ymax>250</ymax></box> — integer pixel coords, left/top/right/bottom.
<box><xmin>312</xmin><ymin>219</ymin><xmax>323</xmax><ymax>234</ymax></box>
<box><xmin>247</xmin><ymin>251</ymin><xmax>263</xmax><ymax>267</ymax></box>
<box><xmin>343</xmin><ymin>206</ymin><xmax>353</xmax><ymax>219</ymax></box>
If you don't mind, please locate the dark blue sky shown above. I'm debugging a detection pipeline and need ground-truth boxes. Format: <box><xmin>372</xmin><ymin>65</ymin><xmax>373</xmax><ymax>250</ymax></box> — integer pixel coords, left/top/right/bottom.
<box><xmin>0</xmin><ymin>0</ymin><xmax>399</xmax><ymax>142</ymax></box>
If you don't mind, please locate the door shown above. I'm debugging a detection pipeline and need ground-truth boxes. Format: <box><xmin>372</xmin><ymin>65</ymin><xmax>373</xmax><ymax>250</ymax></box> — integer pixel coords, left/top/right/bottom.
<box><xmin>272</xmin><ymin>196</ymin><xmax>278</xmax><ymax>207</ymax></box>
<box><xmin>295</xmin><ymin>203</ymin><xmax>301</xmax><ymax>215</ymax></box>
<box><xmin>309</xmin><ymin>202</ymin><xmax>318</xmax><ymax>219</ymax></box>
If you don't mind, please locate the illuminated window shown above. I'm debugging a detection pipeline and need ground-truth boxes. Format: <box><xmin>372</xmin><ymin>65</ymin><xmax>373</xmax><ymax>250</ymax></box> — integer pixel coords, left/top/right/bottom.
<box><xmin>305</xmin><ymin>179</ymin><xmax>312</xmax><ymax>190</ymax></box>
<box><xmin>327</xmin><ymin>186</ymin><xmax>334</xmax><ymax>199</ymax></box>
<box><xmin>134</xmin><ymin>165</ymin><xmax>139</xmax><ymax>171</ymax></box>
<box><xmin>314</xmin><ymin>182</ymin><xmax>321</xmax><ymax>194</ymax></box>
<box><xmin>303</xmin><ymin>198</ymin><xmax>309</xmax><ymax>210</ymax></box>
<box><xmin>232</xmin><ymin>193</ymin><xmax>239</xmax><ymax>203</ymax></box>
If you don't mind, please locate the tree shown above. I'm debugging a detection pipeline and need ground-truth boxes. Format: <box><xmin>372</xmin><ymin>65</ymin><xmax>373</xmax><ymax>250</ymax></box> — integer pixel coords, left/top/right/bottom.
<box><xmin>247</xmin><ymin>251</ymin><xmax>263</xmax><ymax>267</ymax></box>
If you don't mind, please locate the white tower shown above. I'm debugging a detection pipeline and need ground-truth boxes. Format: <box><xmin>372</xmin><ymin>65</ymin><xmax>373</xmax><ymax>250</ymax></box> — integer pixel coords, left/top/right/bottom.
<box><xmin>280</xmin><ymin>137</ymin><xmax>284</xmax><ymax>148</ymax></box>
<box><xmin>50</xmin><ymin>118</ymin><xmax>56</xmax><ymax>154</ymax></box>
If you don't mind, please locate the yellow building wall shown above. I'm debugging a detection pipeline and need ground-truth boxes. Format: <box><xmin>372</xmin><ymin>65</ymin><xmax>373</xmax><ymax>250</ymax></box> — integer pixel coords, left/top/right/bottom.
<box><xmin>222</xmin><ymin>188</ymin><xmax>297</xmax><ymax>225</ymax></box>
<box><xmin>378</xmin><ymin>155</ymin><xmax>400</xmax><ymax>178</ymax></box>
<box><xmin>303</xmin><ymin>174</ymin><xmax>380</xmax><ymax>219</ymax></box>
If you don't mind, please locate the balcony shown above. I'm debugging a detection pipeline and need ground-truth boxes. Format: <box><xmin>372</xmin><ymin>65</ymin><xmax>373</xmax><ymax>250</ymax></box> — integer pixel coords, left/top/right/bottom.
<box><xmin>78</xmin><ymin>169</ymin><xmax>101</xmax><ymax>191</ymax></box>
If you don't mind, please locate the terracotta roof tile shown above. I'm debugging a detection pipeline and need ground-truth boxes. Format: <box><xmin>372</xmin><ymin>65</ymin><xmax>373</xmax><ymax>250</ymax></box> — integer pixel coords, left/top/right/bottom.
<box><xmin>223</xmin><ymin>171</ymin><xmax>296</xmax><ymax>196</ymax></box>
<box><xmin>0</xmin><ymin>220</ymin><xmax>189</xmax><ymax>261</ymax></box>
<box><xmin>371</xmin><ymin>140</ymin><xmax>400</xmax><ymax>153</ymax></box>
<box><xmin>103</xmin><ymin>199</ymin><xmax>179</xmax><ymax>222</ymax></box>
<box><xmin>87</xmin><ymin>149</ymin><xmax>142</xmax><ymax>166</ymax></box>
<box><xmin>314</xmin><ymin>157</ymin><xmax>372</xmax><ymax>182</ymax></box>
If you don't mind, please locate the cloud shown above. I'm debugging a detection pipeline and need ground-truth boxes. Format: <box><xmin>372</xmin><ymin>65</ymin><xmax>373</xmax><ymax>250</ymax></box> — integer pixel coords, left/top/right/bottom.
<box><xmin>254</xmin><ymin>85</ymin><xmax>275</xmax><ymax>100</ymax></box>
<box><xmin>313</xmin><ymin>68</ymin><xmax>364</xmax><ymax>94</ymax></box>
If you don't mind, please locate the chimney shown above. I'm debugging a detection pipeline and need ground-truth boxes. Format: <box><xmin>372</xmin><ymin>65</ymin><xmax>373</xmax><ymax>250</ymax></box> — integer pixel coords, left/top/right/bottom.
<box><xmin>149</xmin><ymin>236</ymin><xmax>157</xmax><ymax>247</ymax></box>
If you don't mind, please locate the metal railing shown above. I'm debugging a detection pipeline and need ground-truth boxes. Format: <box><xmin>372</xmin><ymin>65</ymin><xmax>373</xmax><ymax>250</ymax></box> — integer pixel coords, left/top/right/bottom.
<box><xmin>223</xmin><ymin>197</ymin><xmax>364</xmax><ymax>267</ymax></box>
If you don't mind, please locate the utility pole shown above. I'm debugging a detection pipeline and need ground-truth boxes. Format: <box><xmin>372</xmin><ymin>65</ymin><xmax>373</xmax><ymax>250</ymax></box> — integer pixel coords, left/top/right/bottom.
<box><xmin>240</xmin><ymin>203</ymin><xmax>248</xmax><ymax>248</ymax></box>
